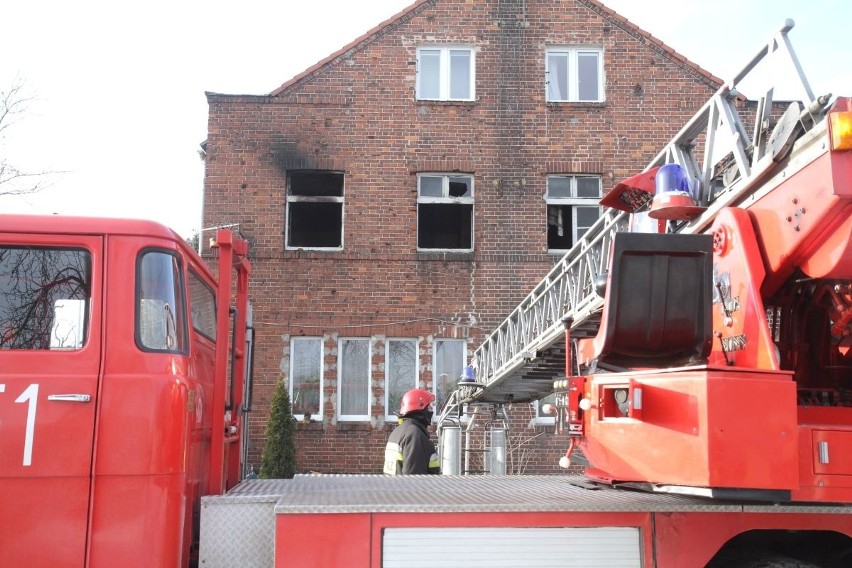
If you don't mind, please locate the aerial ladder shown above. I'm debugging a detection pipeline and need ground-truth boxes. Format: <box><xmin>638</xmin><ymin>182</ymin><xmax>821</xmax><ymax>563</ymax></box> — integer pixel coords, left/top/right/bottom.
<box><xmin>438</xmin><ymin>20</ymin><xmax>851</xmax><ymax>493</ymax></box>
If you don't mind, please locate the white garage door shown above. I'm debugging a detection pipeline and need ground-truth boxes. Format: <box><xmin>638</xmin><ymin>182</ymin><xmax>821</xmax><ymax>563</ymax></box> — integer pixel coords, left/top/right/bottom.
<box><xmin>383</xmin><ymin>526</ymin><xmax>641</xmax><ymax>567</ymax></box>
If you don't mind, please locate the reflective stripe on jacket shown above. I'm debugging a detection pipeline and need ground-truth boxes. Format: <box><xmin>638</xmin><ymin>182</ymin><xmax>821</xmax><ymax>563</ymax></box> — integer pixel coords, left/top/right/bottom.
<box><xmin>383</xmin><ymin>417</ymin><xmax>440</xmax><ymax>475</ymax></box>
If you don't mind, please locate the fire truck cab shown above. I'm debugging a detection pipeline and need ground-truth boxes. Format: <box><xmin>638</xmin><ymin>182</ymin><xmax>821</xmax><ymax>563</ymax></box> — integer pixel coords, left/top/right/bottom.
<box><xmin>0</xmin><ymin>215</ymin><xmax>251</xmax><ymax>568</ymax></box>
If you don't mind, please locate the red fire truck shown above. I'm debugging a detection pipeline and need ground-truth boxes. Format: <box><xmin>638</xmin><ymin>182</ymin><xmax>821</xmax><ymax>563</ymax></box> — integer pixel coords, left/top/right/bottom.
<box><xmin>0</xmin><ymin>215</ymin><xmax>251</xmax><ymax>567</ymax></box>
<box><xmin>199</xmin><ymin>20</ymin><xmax>850</xmax><ymax>568</ymax></box>
<box><xmin>3</xmin><ymin>19</ymin><xmax>850</xmax><ymax>568</ymax></box>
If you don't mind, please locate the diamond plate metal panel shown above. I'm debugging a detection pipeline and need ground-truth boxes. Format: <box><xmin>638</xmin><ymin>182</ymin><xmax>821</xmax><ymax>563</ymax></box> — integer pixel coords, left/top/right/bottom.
<box><xmin>269</xmin><ymin>475</ymin><xmax>852</xmax><ymax>515</ymax></box>
<box><xmin>196</xmin><ymin>476</ymin><xmax>850</xmax><ymax>566</ymax></box>
<box><xmin>199</xmin><ymin>488</ymin><xmax>282</xmax><ymax>568</ymax></box>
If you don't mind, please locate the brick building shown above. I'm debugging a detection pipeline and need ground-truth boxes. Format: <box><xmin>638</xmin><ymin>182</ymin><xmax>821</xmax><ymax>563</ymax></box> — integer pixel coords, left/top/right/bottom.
<box><xmin>201</xmin><ymin>0</ymin><xmax>721</xmax><ymax>475</ymax></box>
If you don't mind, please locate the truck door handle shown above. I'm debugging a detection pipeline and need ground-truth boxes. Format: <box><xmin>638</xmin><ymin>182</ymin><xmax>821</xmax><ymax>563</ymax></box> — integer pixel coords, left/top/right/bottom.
<box><xmin>818</xmin><ymin>441</ymin><xmax>830</xmax><ymax>464</ymax></box>
<box><xmin>47</xmin><ymin>394</ymin><xmax>91</xmax><ymax>403</ymax></box>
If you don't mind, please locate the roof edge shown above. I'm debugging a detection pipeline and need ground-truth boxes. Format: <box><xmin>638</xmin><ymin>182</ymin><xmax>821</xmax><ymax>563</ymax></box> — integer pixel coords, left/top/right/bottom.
<box><xmin>270</xmin><ymin>0</ymin><xmax>723</xmax><ymax>98</ymax></box>
<box><xmin>270</xmin><ymin>0</ymin><xmax>436</xmax><ymax>97</ymax></box>
<box><xmin>206</xmin><ymin>91</ymin><xmax>274</xmax><ymax>103</ymax></box>
<box><xmin>579</xmin><ymin>0</ymin><xmax>723</xmax><ymax>88</ymax></box>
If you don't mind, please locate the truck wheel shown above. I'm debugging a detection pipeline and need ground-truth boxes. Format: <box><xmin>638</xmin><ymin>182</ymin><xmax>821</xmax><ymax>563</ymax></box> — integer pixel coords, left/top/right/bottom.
<box><xmin>718</xmin><ymin>551</ymin><xmax>823</xmax><ymax>568</ymax></box>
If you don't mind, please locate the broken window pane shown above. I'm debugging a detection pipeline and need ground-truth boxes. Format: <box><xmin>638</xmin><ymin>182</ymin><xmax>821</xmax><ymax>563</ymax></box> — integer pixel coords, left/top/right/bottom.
<box><xmin>287</xmin><ymin>171</ymin><xmax>344</xmax><ymax>249</ymax></box>
<box><xmin>418</xmin><ymin>203</ymin><xmax>473</xmax><ymax>250</ymax></box>
<box><xmin>288</xmin><ymin>202</ymin><xmax>342</xmax><ymax>248</ymax></box>
<box><xmin>289</xmin><ymin>171</ymin><xmax>344</xmax><ymax>197</ymax></box>
<box><xmin>417</xmin><ymin>173</ymin><xmax>474</xmax><ymax>251</ymax></box>
<box><xmin>448</xmin><ymin>176</ymin><xmax>471</xmax><ymax>197</ymax></box>
<box><xmin>546</xmin><ymin>175</ymin><xmax>602</xmax><ymax>252</ymax></box>
<box><xmin>547</xmin><ymin>204</ymin><xmax>574</xmax><ymax>250</ymax></box>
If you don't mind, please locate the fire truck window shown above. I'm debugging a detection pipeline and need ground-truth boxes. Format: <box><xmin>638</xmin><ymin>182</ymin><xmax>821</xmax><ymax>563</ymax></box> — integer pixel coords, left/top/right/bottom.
<box><xmin>188</xmin><ymin>269</ymin><xmax>217</xmax><ymax>341</ymax></box>
<box><xmin>0</xmin><ymin>246</ymin><xmax>91</xmax><ymax>350</ymax></box>
<box><xmin>137</xmin><ymin>251</ymin><xmax>186</xmax><ymax>352</ymax></box>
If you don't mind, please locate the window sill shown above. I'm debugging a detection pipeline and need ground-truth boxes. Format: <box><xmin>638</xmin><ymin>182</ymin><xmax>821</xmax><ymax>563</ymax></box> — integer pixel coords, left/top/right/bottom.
<box><xmin>546</xmin><ymin>101</ymin><xmax>606</xmax><ymax>109</ymax></box>
<box><xmin>415</xmin><ymin>250</ymin><xmax>475</xmax><ymax>261</ymax></box>
<box><xmin>285</xmin><ymin>247</ymin><xmax>344</xmax><ymax>253</ymax></box>
<box><xmin>335</xmin><ymin>421</ymin><xmax>372</xmax><ymax>432</ymax></box>
<box><xmin>296</xmin><ymin>421</ymin><xmax>324</xmax><ymax>432</ymax></box>
<box><xmin>416</xmin><ymin>99</ymin><xmax>477</xmax><ymax>106</ymax></box>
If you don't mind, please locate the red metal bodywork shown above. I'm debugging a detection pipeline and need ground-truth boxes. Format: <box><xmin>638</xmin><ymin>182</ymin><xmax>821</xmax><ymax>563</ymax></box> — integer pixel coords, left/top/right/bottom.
<box><xmin>0</xmin><ymin>215</ymin><xmax>251</xmax><ymax>567</ymax></box>
<box><xmin>571</xmin><ymin>100</ymin><xmax>852</xmax><ymax>504</ymax></box>
<box><xmin>277</xmin><ymin>511</ymin><xmax>656</xmax><ymax>568</ymax></box>
<box><xmin>274</xmin><ymin>508</ymin><xmax>852</xmax><ymax>568</ymax></box>
<box><xmin>580</xmin><ymin>367</ymin><xmax>798</xmax><ymax>490</ymax></box>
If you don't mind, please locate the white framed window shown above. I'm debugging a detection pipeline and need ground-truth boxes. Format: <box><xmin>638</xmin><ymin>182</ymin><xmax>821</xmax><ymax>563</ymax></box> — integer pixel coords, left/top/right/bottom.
<box><xmin>286</xmin><ymin>170</ymin><xmax>344</xmax><ymax>250</ymax></box>
<box><xmin>546</xmin><ymin>175</ymin><xmax>602</xmax><ymax>252</ymax></box>
<box><xmin>417</xmin><ymin>173</ymin><xmax>474</xmax><ymax>251</ymax></box>
<box><xmin>434</xmin><ymin>339</ymin><xmax>466</xmax><ymax>413</ymax></box>
<box><xmin>385</xmin><ymin>339</ymin><xmax>419</xmax><ymax>420</ymax></box>
<box><xmin>546</xmin><ymin>48</ymin><xmax>604</xmax><ymax>102</ymax></box>
<box><xmin>290</xmin><ymin>337</ymin><xmax>323</xmax><ymax>421</ymax></box>
<box><xmin>417</xmin><ymin>46</ymin><xmax>475</xmax><ymax>101</ymax></box>
<box><xmin>534</xmin><ymin>393</ymin><xmax>557</xmax><ymax>424</ymax></box>
<box><xmin>338</xmin><ymin>338</ymin><xmax>371</xmax><ymax>421</ymax></box>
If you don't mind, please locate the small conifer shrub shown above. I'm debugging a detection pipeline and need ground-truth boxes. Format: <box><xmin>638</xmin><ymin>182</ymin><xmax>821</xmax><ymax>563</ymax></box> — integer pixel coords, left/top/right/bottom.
<box><xmin>259</xmin><ymin>379</ymin><xmax>297</xmax><ymax>479</ymax></box>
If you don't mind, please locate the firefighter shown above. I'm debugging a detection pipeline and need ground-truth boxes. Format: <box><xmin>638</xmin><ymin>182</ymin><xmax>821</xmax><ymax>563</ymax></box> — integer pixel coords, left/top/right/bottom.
<box><xmin>383</xmin><ymin>388</ymin><xmax>440</xmax><ymax>475</ymax></box>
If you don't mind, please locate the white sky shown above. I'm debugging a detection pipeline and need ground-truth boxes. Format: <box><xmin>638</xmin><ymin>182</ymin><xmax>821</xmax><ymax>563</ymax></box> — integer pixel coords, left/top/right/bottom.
<box><xmin>1</xmin><ymin>0</ymin><xmax>848</xmax><ymax>238</ymax></box>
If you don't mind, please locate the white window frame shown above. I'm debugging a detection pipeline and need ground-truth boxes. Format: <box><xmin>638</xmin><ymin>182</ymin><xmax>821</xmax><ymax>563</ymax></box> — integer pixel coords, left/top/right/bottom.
<box><xmin>384</xmin><ymin>338</ymin><xmax>420</xmax><ymax>421</ymax></box>
<box><xmin>416</xmin><ymin>46</ymin><xmax>476</xmax><ymax>101</ymax></box>
<box><xmin>285</xmin><ymin>170</ymin><xmax>345</xmax><ymax>251</ymax></box>
<box><xmin>546</xmin><ymin>175</ymin><xmax>602</xmax><ymax>253</ymax></box>
<box><xmin>337</xmin><ymin>337</ymin><xmax>372</xmax><ymax>421</ymax></box>
<box><xmin>546</xmin><ymin>47</ymin><xmax>604</xmax><ymax>103</ymax></box>
<box><xmin>417</xmin><ymin>173</ymin><xmax>475</xmax><ymax>252</ymax></box>
<box><xmin>433</xmin><ymin>339</ymin><xmax>467</xmax><ymax>416</ymax></box>
<box><xmin>533</xmin><ymin>393</ymin><xmax>557</xmax><ymax>425</ymax></box>
<box><xmin>289</xmin><ymin>337</ymin><xmax>324</xmax><ymax>421</ymax></box>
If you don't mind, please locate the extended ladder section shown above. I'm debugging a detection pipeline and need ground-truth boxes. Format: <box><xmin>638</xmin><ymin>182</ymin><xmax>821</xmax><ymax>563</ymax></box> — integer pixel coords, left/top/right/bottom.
<box><xmin>459</xmin><ymin>19</ymin><xmax>832</xmax><ymax>407</ymax></box>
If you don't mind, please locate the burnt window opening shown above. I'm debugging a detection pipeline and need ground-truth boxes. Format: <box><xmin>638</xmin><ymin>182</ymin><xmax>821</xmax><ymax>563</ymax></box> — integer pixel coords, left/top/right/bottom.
<box><xmin>417</xmin><ymin>174</ymin><xmax>474</xmax><ymax>251</ymax></box>
<box><xmin>286</xmin><ymin>171</ymin><xmax>344</xmax><ymax>250</ymax></box>
<box><xmin>546</xmin><ymin>175</ymin><xmax>602</xmax><ymax>253</ymax></box>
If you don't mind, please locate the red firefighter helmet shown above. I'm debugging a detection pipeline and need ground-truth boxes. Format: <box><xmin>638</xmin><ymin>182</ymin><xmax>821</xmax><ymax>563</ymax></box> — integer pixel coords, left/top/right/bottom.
<box><xmin>399</xmin><ymin>388</ymin><xmax>436</xmax><ymax>416</ymax></box>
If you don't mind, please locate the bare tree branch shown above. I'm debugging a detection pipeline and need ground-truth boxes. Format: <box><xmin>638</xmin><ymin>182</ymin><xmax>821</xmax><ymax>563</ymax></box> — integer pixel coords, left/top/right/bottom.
<box><xmin>0</xmin><ymin>77</ymin><xmax>58</xmax><ymax>197</ymax></box>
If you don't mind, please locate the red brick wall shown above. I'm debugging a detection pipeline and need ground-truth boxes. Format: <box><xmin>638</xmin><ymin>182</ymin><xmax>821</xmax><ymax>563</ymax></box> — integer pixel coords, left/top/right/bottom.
<box><xmin>203</xmin><ymin>0</ymin><xmax>718</xmax><ymax>475</ymax></box>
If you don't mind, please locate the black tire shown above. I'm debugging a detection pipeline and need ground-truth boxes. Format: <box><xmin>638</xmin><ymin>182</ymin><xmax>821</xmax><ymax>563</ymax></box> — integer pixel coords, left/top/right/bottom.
<box><xmin>708</xmin><ymin>549</ymin><xmax>822</xmax><ymax>568</ymax></box>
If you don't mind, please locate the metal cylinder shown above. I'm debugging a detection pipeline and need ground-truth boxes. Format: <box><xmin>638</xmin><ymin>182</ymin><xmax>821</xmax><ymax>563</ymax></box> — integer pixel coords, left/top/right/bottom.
<box><xmin>440</xmin><ymin>425</ymin><xmax>461</xmax><ymax>475</ymax></box>
<box><xmin>488</xmin><ymin>427</ymin><xmax>507</xmax><ymax>475</ymax></box>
